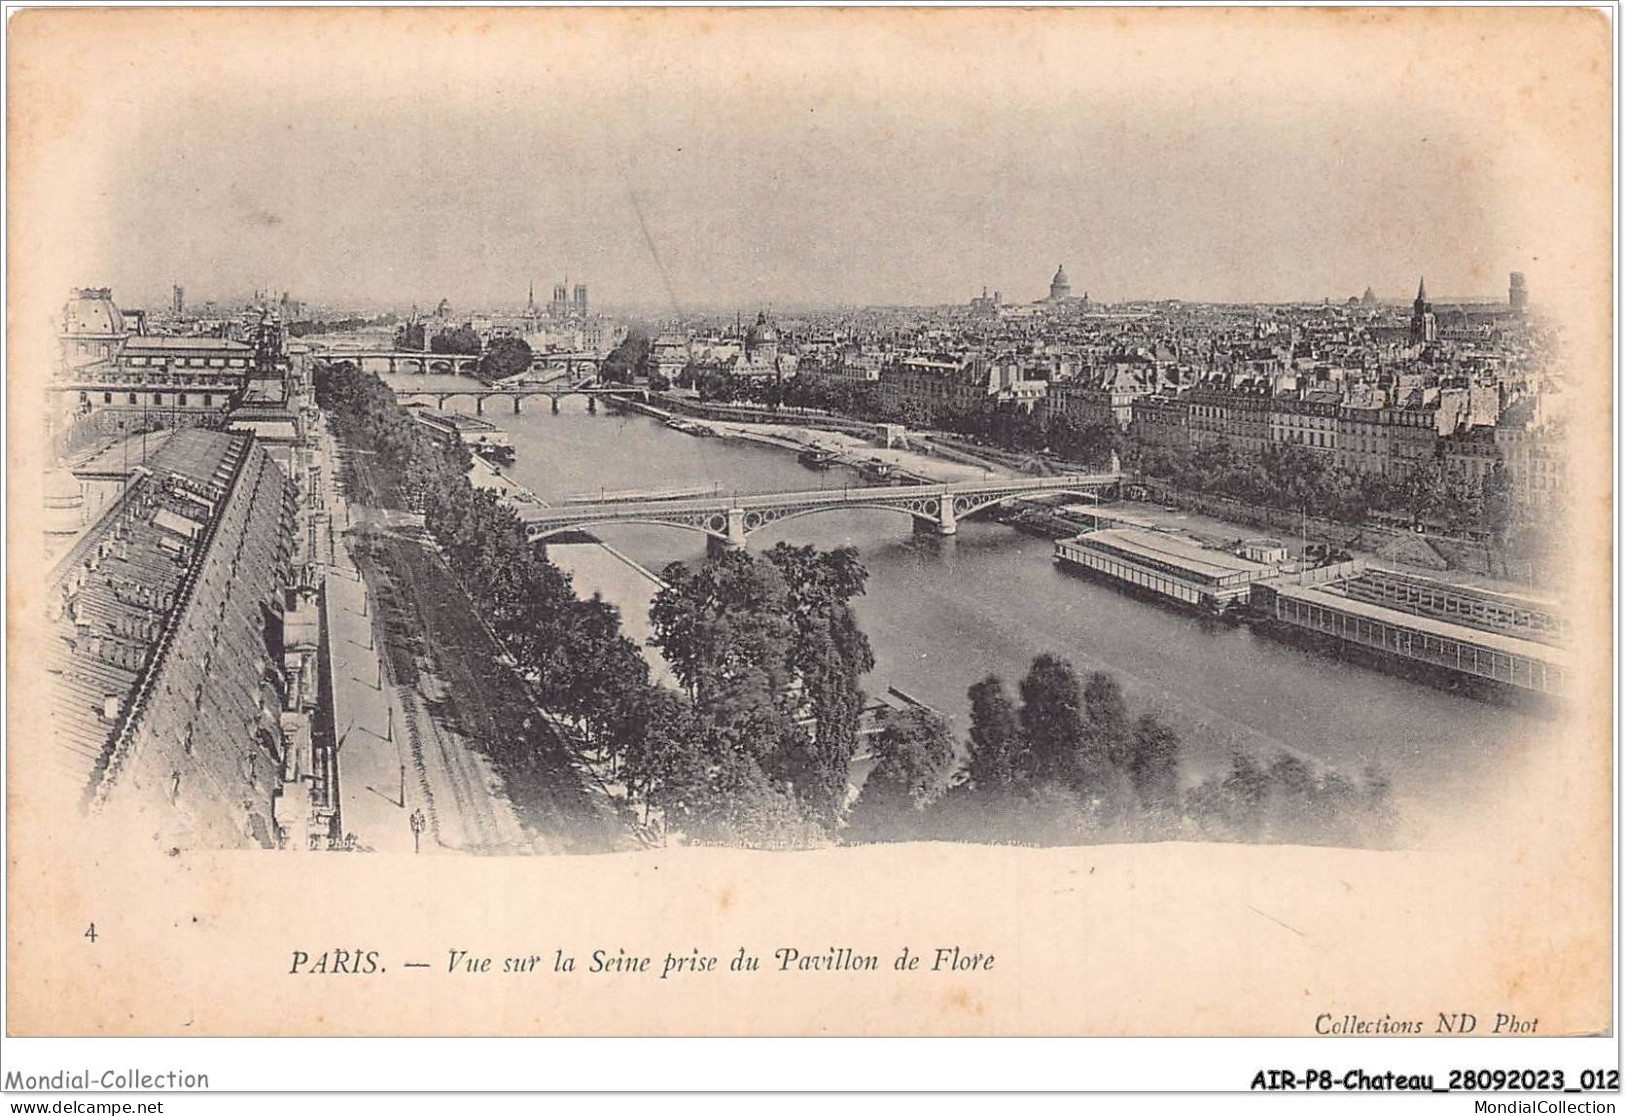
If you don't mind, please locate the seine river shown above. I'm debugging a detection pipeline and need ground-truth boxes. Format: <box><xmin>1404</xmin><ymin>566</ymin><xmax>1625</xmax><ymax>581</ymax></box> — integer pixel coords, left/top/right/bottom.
<box><xmin>394</xmin><ymin>379</ymin><xmax>1551</xmax><ymax>814</ymax></box>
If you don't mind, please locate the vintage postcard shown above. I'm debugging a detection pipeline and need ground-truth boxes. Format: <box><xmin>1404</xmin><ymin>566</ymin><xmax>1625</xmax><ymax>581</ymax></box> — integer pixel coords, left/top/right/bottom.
<box><xmin>3</xmin><ymin>4</ymin><xmax>1614</xmax><ymax>1061</ymax></box>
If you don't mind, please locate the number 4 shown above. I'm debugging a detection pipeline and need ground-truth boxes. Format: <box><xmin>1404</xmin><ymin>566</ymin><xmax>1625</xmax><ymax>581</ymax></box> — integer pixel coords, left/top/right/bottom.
<box><xmin>84</xmin><ymin>923</ymin><xmax>97</xmax><ymax>943</ymax></box>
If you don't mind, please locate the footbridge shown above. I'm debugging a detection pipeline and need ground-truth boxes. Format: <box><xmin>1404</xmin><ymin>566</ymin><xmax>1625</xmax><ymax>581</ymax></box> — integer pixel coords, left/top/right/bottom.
<box><xmin>516</xmin><ymin>473</ymin><xmax>1121</xmax><ymax>548</ymax></box>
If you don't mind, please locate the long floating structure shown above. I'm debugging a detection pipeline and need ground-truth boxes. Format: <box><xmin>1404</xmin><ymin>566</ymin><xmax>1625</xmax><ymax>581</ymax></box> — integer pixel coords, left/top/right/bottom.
<box><xmin>1253</xmin><ymin>579</ymin><xmax>1566</xmax><ymax>696</ymax></box>
<box><xmin>1054</xmin><ymin>525</ymin><xmax>1566</xmax><ymax>698</ymax></box>
<box><xmin>1054</xmin><ymin>527</ymin><xmax>1277</xmax><ymax>610</ymax></box>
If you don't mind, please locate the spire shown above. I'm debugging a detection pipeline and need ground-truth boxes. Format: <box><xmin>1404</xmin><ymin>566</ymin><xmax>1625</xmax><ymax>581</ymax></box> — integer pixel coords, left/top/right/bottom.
<box><xmin>1416</xmin><ymin>276</ymin><xmax>1428</xmax><ymax>302</ymax></box>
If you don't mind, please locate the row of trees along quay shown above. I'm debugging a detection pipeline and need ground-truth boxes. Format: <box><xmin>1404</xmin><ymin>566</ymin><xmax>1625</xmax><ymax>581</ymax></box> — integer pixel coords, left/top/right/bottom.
<box><xmin>316</xmin><ymin>361</ymin><xmax>1396</xmax><ymax>850</ymax></box>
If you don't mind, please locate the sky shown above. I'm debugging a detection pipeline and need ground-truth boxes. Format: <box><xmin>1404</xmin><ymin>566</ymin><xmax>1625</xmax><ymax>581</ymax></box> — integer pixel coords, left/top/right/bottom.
<box><xmin>16</xmin><ymin>8</ymin><xmax>1607</xmax><ymax>315</ymax></box>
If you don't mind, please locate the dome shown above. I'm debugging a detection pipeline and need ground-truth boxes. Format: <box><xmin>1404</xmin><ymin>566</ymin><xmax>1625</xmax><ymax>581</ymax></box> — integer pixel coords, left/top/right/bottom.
<box><xmin>1048</xmin><ymin>265</ymin><xmax>1072</xmax><ymax>301</ymax></box>
<box><xmin>745</xmin><ymin>311</ymin><xmax>778</xmax><ymax>347</ymax></box>
<box><xmin>1052</xmin><ymin>265</ymin><xmax>1070</xmax><ymax>287</ymax></box>
<box><xmin>62</xmin><ymin>288</ymin><xmax>126</xmax><ymax>336</ymax></box>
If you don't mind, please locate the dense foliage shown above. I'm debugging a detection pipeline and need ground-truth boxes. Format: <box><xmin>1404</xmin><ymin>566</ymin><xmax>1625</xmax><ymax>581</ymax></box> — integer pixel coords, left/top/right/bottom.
<box><xmin>1129</xmin><ymin>439</ymin><xmax>1503</xmax><ymax>536</ymax></box>
<box><xmin>598</xmin><ymin>327</ymin><xmax>653</xmax><ymax>384</ymax></box>
<box><xmin>393</xmin><ymin>321</ymin><xmax>426</xmax><ymax>351</ymax></box>
<box><xmin>845</xmin><ymin>654</ymin><xmax>1395</xmax><ymax>848</ymax></box>
<box><xmin>479</xmin><ymin>336</ymin><xmax>534</xmax><ymax>380</ymax></box>
<box><xmin>288</xmin><ymin>313</ymin><xmax>398</xmax><ymax>337</ymax></box>
<box><xmin>649</xmin><ymin>544</ymin><xmax>875</xmax><ymax>832</ymax></box>
<box><xmin>431</xmin><ymin>324</ymin><xmax>483</xmax><ymax>355</ymax></box>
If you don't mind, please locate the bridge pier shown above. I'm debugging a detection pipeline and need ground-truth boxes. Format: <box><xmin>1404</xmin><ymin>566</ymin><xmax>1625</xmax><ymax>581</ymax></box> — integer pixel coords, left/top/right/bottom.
<box><xmin>513</xmin><ymin>396</ymin><xmax>522</xmax><ymax>415</ymax></box>
<box><xmin>936</xmin><ymin>497</ymin><xmax>958</xmax><ymax>536</ymax></box>
<box><xmin>551</xmin><ymin>397</ymin><xmax>560</xmax><ymax>414</ymax></box>
<box><xmin>706</xmin><ymin>508</ymin><xmax>748</xmax><ymax>556</ymax></box>
<box><xmin>587</xmin><ymin>397</ymin><xmax>597</xmax><ymax>414</ymax></box>
<box><xmin>475</xmin><ymin>396</ymin><xmax>485</xmax><ymax>416</ymax></box>
<box><xmin>435</xmin><ymin>396</ymin><xmax>445</xmax><ymax>411</ymax></box>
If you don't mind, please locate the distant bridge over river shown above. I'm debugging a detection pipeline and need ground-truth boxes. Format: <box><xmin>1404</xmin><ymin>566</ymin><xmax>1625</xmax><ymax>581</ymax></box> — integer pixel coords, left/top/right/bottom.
<box><xmin>312</xmin><ymin>347</ymin><xmax>603</xmax><ymax>378</ymax></box>
<box><xmin>516</xmin><ymin>473</ymin><xmax>1122</xmax><ymax>548</ymax></box>
<box><xmin>392</xmin><ymin>383</ymin><xmax>651</xmax><ymax>414</ymax></box>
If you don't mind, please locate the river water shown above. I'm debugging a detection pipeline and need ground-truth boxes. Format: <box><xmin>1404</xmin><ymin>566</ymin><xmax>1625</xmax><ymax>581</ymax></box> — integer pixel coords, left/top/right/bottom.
<box><xmin>394</xmin><ymin>378</ymin><xmax>1553</xmax><ymax>814</ymax></box>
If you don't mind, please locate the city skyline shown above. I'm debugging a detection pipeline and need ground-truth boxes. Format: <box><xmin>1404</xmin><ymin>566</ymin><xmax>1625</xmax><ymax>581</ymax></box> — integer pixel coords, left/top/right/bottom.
<box><xmin>23</xmin><ymin>9</ymin><xmax>1596</xmax><ymax>315</ymax></box>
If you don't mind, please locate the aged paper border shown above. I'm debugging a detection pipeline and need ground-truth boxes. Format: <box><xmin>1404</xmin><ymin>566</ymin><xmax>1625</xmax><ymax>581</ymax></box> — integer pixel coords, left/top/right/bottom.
<box><xmin>4</xmin><ymin>6</ymin><xmax>1614</xmax><ymax>1043</ymax></box>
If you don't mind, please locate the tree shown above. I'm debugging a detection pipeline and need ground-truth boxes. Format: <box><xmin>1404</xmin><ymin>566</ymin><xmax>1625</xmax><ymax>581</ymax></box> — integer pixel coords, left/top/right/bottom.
<box><xmin>1125</xmin><ymin>713</ymin><xmax>1181</xmax><ymax>816</ymax></box>
<box><xmin>479</xmin><ymin>336</ymin><xmax>533</xmax><ymax>381</ymax></box>
<box><xmin>600</xmin><ymin>327</ymin><xmax>652</xmax><ymax>384</ymax></box>
<box><xmin>762</xmin><ymin>544</ymin><xmax>875</xmax><ymax>821</ymax></box>
<box><xmin>431</xmin><ymin>324</ymin><xmax>482</xmax><ymax>355</ymax></box>
<box><xmin>1481</xmin><ymin>461</ymin><xmax>1513</xmax><ymax>542</ymax></box>
<box><xmin>394</xmin><ymin>321</ymin><xmax>426</xmax><ymax>351</ymax></box>
<box><xmin>1082</xmin><ymin>670</ymin><xmax>1133</xmax><ymax>769</ymax></box>
<box><xmin>966</xmin><ymin>675</ymin><xmax>1023</xmax><ymax>792</ymax></box>
<box><xmin>1398</xmin><ymin>456</ymin><xmax>1445</xmax><ymax>529</ymax></box>
<box><xmin>1017</xmin><ymin>653</ymin><xmax>1086</xmax><ymax>787</ymax></box>
<box><xmin>846</xmin><ymin>707</ymin><xmax>957</xmax><ymax>842</ymax></box>
<box><xmin>615</xmin><ymin>686</ymin><xmax>707</xmax><ymax>832</ymax></box>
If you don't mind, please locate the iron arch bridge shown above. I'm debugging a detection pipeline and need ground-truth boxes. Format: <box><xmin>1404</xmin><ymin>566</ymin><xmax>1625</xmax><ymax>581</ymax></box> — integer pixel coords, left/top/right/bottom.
<box><xmin>515</xmin><ymin>473</ymin><xmax>1121</xmax><ymax>548</ymax></box>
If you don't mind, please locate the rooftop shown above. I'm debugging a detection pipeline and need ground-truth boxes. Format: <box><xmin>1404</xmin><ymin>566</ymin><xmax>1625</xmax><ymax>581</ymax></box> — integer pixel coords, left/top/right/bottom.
<box><xmin>1069</xmin><ymin>526</ymin><xmax>1272</xmax><ymax>582</ymax></box>
<box><xmin>1275</xmin><ymin>582</ymin><xmax>1567</xmax><ymax>666</ymax></box>
<box><xmin>124</xmin><ymin>335</ymin><xmax>253</xmax><ymax>351</ymax></box>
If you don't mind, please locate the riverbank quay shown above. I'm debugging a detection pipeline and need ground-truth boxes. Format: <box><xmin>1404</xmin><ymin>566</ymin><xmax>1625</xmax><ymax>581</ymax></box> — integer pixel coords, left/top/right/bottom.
<box><xmin>607</xmin><ymin>393</ymin><xmax>1003</xmax><ymax>485</ymax></box>
<box><xmin>468</xmin><ymin>456</ymin><xmax>677</xmax><ymax>689</ymax></box>
<box><xmin>320</xmin><ymin>415</ymin><xmax>621</xmax><ymax>853</ymax></box>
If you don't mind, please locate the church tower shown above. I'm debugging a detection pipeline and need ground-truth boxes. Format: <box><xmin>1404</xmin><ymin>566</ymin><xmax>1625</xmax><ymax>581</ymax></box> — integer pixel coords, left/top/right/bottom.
<box><xmin>1409</xmin><ymin>277</ymin><xmax>1436</xmax><ymax>344</ymax></box>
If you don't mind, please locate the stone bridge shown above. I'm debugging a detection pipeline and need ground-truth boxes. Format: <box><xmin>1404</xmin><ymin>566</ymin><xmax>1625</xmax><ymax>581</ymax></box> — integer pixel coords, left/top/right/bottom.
<box><xmin>394</xmin><ymin>383</ymin><xmax>651</xmax><ymax>415</ymax></box>
<box><xmin>317</xmin><ymin>349</ymin><xmax>603</xmax><ymax>378</ymax></box>
<box><xmin>516</xmin><ymin>473</ymin><xmax>1121</xmax><ymax>548</ymax></box>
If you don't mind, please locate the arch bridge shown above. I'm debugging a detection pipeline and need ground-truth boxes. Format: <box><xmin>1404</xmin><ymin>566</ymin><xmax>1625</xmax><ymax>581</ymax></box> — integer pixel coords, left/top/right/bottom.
<box><xmin>393</xmin><ymin>383</ymin><xmax>650</xmax><ymax>415</ymax></box>
<box><xmin>516</xmin><ymin>473</ymin><xmax>1121</xmax><ymax>548</ymax></box>
<box><xmin>317</xmin><ymin>349</ymin><xmax>603</xmax><ymax>378</ymax></box>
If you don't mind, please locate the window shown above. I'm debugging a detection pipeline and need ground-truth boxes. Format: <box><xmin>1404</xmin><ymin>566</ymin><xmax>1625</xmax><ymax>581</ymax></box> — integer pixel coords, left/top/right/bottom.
<box><xmin>228</xmin><ymin>358</ymin><xmax>246</xmax><ymax>367</ymax></box>
<box><xmin>179</xmin><ymin>395</ymin><xmax>189</xmax><ymax>406</ymax></box>
<box><xmin>208</xmin><ymin>358</ymin><xmax>225</xmax><ymax>367</ymax></box>
<box><xmin>102</xmin><ymin>392</ymin><xmax>112</xmax><ymax>404</ymax></box>
<box><xmin>203</xmin><ymin>395</ymin><xmax>213</xmax><ymax>407</ymax></box>
<box><xmin>153</xmin><ymin>393</ymin><xmax>164</xmax><ymax>405</ymax></box>
<box><xmin>127</xmin><ymin>393</ymin><xmax>137</xmax><ymax>405</ymax></box>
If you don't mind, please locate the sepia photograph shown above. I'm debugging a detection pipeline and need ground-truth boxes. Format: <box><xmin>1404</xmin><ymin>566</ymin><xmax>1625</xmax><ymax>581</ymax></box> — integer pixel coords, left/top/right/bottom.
<box><xmin>2</xmin><ymin>2</ymin><xmax>1616</xmax><ymax>1096</ymax></box>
